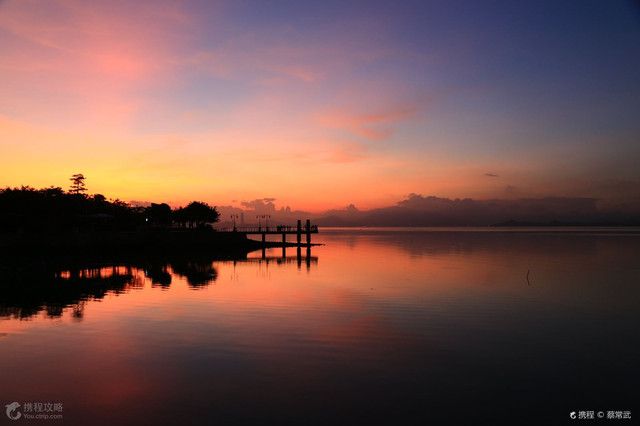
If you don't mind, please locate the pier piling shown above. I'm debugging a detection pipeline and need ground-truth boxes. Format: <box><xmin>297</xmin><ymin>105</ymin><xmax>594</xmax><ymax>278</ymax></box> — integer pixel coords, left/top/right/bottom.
<box><xmin>216</xmin><ymin>219</ymin><xmax>318</xmax><ymax>247</ymax></box>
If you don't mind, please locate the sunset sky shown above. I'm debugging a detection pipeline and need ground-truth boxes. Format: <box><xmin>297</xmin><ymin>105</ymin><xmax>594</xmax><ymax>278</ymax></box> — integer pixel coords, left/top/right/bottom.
<box><xmin>1</xmin><ymin>0</ymin><xmax>639</xmax><ymax>211</ymax></box>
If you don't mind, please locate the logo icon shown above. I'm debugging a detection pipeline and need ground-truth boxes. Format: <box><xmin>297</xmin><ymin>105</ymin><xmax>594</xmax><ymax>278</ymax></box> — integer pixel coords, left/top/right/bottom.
<box><xmin>5</xmin><ymin>402</ymin><xmax>22</xmax><ymax>420</ymax></box>
<box><xmin>569</xmin><ymin>411</ymin><xmax>577</xmax><ymax>419</ymax></box>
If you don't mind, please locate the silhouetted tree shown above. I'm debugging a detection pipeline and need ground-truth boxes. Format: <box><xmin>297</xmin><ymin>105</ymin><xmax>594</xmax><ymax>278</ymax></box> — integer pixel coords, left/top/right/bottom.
<box><xmin>0</xmin><ymin>187</ymin><xmax>226</xmax><ymax>233</ymax></box>
<box><xmin>145</xmin><ymin>203</ymin><xmax>172</xmax><ymax>226</ymax></box>
<box><xmin>0</xmin><ymin>186</ymin><xmax>144</xmax><ymax>232</ymax></box>
<box><xmin>173</xmin><ymin>201</ymin><xmax>219</xmax><ymax>228</ymax></box>
<box><xmin>69</xmin><ymin>173</ymin><xmax>87</xmax><ymax>195</ymax></box>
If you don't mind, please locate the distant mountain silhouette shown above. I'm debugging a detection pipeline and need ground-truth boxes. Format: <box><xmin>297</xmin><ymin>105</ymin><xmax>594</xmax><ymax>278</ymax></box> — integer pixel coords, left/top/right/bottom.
<box><xmin>314</xmin><ymin>194</ymin><xmax>640</xmax><ymax>226</ymax></box>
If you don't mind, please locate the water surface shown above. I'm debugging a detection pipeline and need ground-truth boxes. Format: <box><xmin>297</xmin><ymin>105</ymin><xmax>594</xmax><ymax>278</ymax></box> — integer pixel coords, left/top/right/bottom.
<box><xmin>1</xmin><ymin>228</ymin><xmax>639</xmax><ymax>424</ymax></box>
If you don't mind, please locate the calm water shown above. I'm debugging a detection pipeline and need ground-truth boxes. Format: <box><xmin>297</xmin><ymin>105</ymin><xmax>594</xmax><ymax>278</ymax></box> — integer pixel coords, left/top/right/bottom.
<box><xmin>1</xmin><ymin>228</ymin><xmax>639</xmax><ymax>425</ymax></box>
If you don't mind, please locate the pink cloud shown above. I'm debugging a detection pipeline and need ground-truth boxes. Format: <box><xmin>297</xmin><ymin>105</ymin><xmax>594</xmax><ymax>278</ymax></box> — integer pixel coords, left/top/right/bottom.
<box><xmin>0</xmin><ymin>0</ymin><xmax>191</xmax><ymax>128</ymax></box>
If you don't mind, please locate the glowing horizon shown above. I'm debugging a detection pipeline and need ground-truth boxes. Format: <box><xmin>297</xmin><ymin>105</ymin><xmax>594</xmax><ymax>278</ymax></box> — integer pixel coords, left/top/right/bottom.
<box><xmin>1</xmin><ymin>1</ymin><xmax>639</xmax><ymax>212</ymax></box>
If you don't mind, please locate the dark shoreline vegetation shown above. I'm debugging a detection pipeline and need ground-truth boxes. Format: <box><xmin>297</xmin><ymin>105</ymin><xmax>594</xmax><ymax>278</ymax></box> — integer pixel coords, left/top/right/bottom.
<box><xmin>0</xmin><ymin>184</ymin><xmax>274</xmax><ymax>318</ymax></box>
<box><xmin>0</xmin><ymin>185</ymin><xmax>221</xmax><ymax>232</ymax></box>
<box><xmin>0</xmin><ymin>185</ymin><xmax>263</xmax><ymax>257</ymax></box>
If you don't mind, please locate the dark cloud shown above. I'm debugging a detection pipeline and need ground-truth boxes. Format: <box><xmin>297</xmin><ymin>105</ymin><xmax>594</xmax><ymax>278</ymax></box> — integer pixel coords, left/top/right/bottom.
<box><xmin>484</xmin><ymin>173</ymin><xmax>499</xmax><ymax>177</ymax></box>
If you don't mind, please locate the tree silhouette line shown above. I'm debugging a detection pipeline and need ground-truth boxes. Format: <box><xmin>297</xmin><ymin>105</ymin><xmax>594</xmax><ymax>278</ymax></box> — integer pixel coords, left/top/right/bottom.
<box><xmin>0</xmin><ymin>174</ymin><xmax>220</xmax><ymax>233</ymax></box>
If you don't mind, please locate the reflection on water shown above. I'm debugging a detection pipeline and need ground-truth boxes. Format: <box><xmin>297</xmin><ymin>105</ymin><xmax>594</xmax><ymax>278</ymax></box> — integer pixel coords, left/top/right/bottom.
<box><xmin>0</xmin><ymin>250</ymin><xmax>316</xmax><ymax>320</ymax></box>
<box><xmin>1</xmin><ymin>229</ymin><xmax>639</xmax><ymax>425</ymax></box>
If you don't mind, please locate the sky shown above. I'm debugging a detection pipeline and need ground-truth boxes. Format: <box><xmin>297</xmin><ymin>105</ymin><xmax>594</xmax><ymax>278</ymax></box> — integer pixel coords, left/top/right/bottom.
<box><xmin>1</xmin><ymin>0</ymin><xmax>639</xmax><ymax>211</ymax></box>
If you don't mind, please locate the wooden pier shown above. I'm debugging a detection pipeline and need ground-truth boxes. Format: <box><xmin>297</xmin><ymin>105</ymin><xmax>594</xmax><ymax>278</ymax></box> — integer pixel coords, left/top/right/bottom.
<box><xmin>219</xmin><ymin>219</ymin><xmax>319</xmax><ymax>245</ymax></box>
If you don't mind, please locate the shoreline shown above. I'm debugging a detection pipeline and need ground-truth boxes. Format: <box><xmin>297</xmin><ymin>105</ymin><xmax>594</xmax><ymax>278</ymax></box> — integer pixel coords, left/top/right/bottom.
<box><xmin>0</xmin><ymin>227</ymin><xmax>320</xmax><ymax>260</ymax></box>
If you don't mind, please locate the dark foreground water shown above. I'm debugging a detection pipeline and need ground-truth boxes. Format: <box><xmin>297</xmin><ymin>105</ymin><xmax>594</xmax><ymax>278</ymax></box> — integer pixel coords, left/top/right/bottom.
<box><xmin>1</xmin><ymin>228</ymin><xmax>639</xmax><ymax>425</ymax></box>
